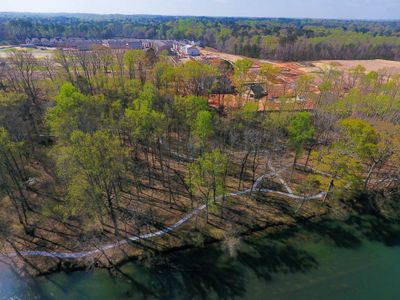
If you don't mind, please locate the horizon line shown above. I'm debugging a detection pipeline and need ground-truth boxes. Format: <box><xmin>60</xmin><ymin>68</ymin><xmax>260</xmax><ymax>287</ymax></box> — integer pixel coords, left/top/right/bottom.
<box><xmin>1</xmin><ymin>11</ymin><xmax>400</xmax><ymax>22</ymax></box>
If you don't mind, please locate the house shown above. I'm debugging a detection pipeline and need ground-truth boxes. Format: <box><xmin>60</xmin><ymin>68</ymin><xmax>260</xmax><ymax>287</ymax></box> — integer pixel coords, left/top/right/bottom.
<box><xmin>104</xmin><ymin>39</ymin><xmax>143</xmax><ymax>50</ymax></box>
<box><xmin>151</xmin><ymin>40</ymin><xmax>173</xmax><ymax>53</ymax></box>
<box><xmin>31</xmin><ymin>38</ymin><xmax>40</xmax><ymax>44</ymax></box>
<box><xmin>127</xmin><ymin>41</ymin><xmax>143</xmax><ymax>49</ymax></box>
<box><xmin>184</xmin><ymin>45</ymin><xmax>201</xmax><ymax>56</ymax></box>
<box><xmin>105</xmin><ymin>40</ymin><xmax>125</xmax><ymax>49</ymax></box>
<box><xmin>172</xmin><ymin>41</ymin><xmax>183</xmax><ymax>52</ymax></box>
<box><xmin>172</xmin><ymin>42</ymin><xmax>201</xmax><ymax>56</ymax></box>
<box><xmin>142</xmin><ymin>40</ymin><xmax>153</xmax><ymax>49</ymax></box>
<box><xmin>246</xmin><ymin>83</ymin><xmax>267</xmax><ymax>100</ymax></box>
<box><xmin>40</xmin><ymin>38</ymin><xmax>50</xmax><ymax>46</ymax></box>
<box><xmin>74</xmin><ymin>40</ymin><xmax>102</xmax><ymax>51</ymax></box>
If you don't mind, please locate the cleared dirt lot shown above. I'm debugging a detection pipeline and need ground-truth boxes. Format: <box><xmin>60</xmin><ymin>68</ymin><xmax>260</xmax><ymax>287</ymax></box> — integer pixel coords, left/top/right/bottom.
<box><xmin>202</xmin><ymin>47</ymin><xmax>275</xmax><ymax>64</ymax></box>
<box><xmin>307</xmin><ymin>59</ymin><xmax>400</xmax><ymax>75</ymax></box>
<box><xmin>202</xmin><ymin>47</ymin><xmax>400</xmax><ymax>76</ymax></box>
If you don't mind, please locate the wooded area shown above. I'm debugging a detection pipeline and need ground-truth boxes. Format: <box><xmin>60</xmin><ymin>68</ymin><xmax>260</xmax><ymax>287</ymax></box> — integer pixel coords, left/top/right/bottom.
<box><xmin>0</xmin><ymin>41</ymin><xmax>400</xmax><ymax>275</ymax></box>
<box><xmin>2</xmin><ymin>13</ymin><xmax>400</xmax><ymax>60</ymax></box>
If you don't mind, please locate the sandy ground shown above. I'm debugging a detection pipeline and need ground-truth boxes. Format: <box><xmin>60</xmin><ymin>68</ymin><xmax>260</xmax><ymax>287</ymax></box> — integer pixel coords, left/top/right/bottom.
<box><xmin>202</xmin><ymin>47</ymin><xmax>275</xmax><ymax>65</ymax></box>
<box><xmin>202</xmin><ymin>47</ymin><xmax>400</xmax><ymax>77</ymax></box>
<box><xmin>304</xmin><ymin>59</ymin><xmax>400</xmax><ymax>75</ymax></box>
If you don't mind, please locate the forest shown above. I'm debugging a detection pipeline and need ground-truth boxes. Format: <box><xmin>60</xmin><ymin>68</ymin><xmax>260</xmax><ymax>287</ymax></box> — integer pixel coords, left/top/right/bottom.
<box><xmin>0</xmin><ymin>45</ymin><xmax>400</xmax><ymax>275</ymax></box>
<box><xmin>2</xmin><ymin>13</ymin><xmax>400</xmax><ymax>60</ymax></box>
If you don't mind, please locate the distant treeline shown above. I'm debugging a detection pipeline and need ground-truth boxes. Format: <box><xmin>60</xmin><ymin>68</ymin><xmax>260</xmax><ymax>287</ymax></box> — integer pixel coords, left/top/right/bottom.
<box><xmin>2</xmin><ymin>13</ymin><xmax>400</xmax><ymax>60</ymax></box>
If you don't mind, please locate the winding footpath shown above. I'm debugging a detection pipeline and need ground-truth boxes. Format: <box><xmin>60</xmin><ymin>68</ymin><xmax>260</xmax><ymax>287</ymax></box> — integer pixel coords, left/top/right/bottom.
<box><xmin>2</xmin><ymin>166</ymin><xmax>326</xmax><ymax>260</ymax></box>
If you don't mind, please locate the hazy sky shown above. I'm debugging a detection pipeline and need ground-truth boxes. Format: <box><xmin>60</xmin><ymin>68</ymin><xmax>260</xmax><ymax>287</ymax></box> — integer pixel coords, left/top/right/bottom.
<box><xmin>1</xmin><ymin>0</ymin><xmax>400</xmax><ymax>20</ymax></box>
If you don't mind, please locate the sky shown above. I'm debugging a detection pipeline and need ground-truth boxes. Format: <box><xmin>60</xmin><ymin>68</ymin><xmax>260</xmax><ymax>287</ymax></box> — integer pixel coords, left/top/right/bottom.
<box><xmin>1</xmin><ymin>0</ymin><xmax>400</xmax><ymax>20</ymax></box>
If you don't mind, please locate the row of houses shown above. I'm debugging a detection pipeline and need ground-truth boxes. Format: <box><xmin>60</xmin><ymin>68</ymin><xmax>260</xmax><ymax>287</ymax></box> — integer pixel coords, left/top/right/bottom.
<box><xmin>103</xmin><ymin>39</ymin><xmax>143</xmax><ymax>50</ymax></box>
<box><xmin>23</xmin><ymin>37</ymin><xmax>102</xmax><ymax>50</ymax></box>
<box><xmin>22</xmin><ymin>38</ymin><xmax>202</xmax><ymax>55</ymax></box>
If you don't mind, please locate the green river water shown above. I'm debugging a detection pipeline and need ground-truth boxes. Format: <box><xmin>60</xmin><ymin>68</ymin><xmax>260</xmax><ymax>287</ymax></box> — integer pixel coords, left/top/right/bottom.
<box><xmin>1</xmin><ymin>215</ymin><xmax>400</xmax><ymax>300</ymax></box>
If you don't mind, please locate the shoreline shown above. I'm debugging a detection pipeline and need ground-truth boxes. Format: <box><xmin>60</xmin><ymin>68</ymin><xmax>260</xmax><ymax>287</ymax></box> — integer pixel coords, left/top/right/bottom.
<box><xmin>34</xmin><ymin>211</ymin><xmax>326</xmax><ymax>278</ymax></box>
<box><xmin>5</xmin><ymin>197</ymin><xmax>397</xmax><ymax>278</ymax></box>
<box><xmin>3</xmin><ymin>164</ymin><xmax>396</xmax><ymax>278</ymax></box>
<box><xmin>1</xmin><ymin>168</ymin><xmax>327</xmax><ymax>271</ymax></box>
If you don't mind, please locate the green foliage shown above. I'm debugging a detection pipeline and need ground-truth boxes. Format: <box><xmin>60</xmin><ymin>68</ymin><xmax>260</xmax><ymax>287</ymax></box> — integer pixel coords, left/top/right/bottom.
<box><xmin>259</xmin><ymin>63</ymin><xmax>280</xmax><ymax>81</ymax></box>
<box><xmin>326</xmin><ymin>83</ymin><xmax>400</xmax><ymax>120</ymax></box>
<box><xmin>123</xmin><ymin>82</ymin><xmax>166</xmax><ymax>142</ymax></box>
<box><xmin>47</xmin><ymin>83</ymin><xmax>104</xmax><ymax>140</ymax></box>
<box><xmin>5</xmin><ymin>15</ymin><xmax>400</xmax><ymax>60</ymax></box>
<box><xmin>262</xmin><ymin>112</ymin><xmax>290</xmax><ymax>132</ymax></box>
<box><xmin>234</xmin><ymin>59</ymin><xmax>253</xmax><ymax>75</ymax></box>
<box><xmin>339</xmin><ymin>118</ymin><xmax>380</xmax><ymax>162</ymax></box>
<box><xmin>0</xmin><ymin>127</ymin><xmax>27</xmax><ymax>199</ymax></box>
<box><xmin>112</xmin><ymin>79</ymin><xmax>142</xmax><ymax>106</ymax></box>
<box><xmin>287</xmin><ymin>112</ymin><xmax>315</xmax><ymax>154</ymax></box>
<box><xmin>0</xmin><ymin>127</ymin><xmax>23</xmax><ymax>154</ymax></box>
<box><xmin>241</xmin><ymin>102</ymin><xmax>258</xmax><ymax>115</ymax></box>
<box><xmin>217</xmin><ymin>27</ymin><xmax>233</xmax><ymax>43</ymax></box>
<box><xmin>296</xmin><ymin>75</ymin><xmax>314</xmax><ymax>95</ymax></box>
<box><xmin>55</xmin><ymin>130</ymin><xmax>128</xmax><ymax>222</ymax></box>
<box><xmin>311</xmin><ymin>147</ymin><xmax>364</xmax><ymax>200</ymax></box>
<box><xmin>238</xmin><ymin>102</ymin><xmax>258</xmax><ymax>125</ymax></box>
<box><xmin>233</xmin><ymin>58</ymin><xmax>253</xmax><ymax>94</ymax></box>
<box><xmin>318</xmin><ymin>80</ymin><xmax>332</xmax><ymax>94</ymax></box>
<box><xmin>0</xmin><ymin>127</ymin><xmax>24</xmax><ymax>176</ymax></box>
<box><xmin>3</xmin><ymin>15</ymin><xmax>400</xmax><ymax>247</ymax></box>
<box><xmin>174</xmin><ymin>95</ymin><xmax>209</xmax><ymax>128</ymax></box>
<box><xmin>0</xmin><ymin>92</ymin><xmax>30</xmax><ymax>139</ymax></box>
<box><xmin>187</xmin><ymin>149</ymin><xmax>228</xmax><ymax>207</ymax></box>
<box><xmin>263</xmin><ymin>35</ymin><xmax>278</xmax><ymax>50</ymax></box>
<box><xmin>153</xmin><ymin>60</ymin><xmax>176</xmax><ymax>90</ymax></box>
<box><xmin>233</xmin><ymin>59</ymin><xmax>252</xmax><ymax>84</ymax></box>
<box><xmin>178</xmin><ymin>61</ymin><xmax>217</xmax><ymax>96</ymax></box>
<box><xmin>306</xmin><ymin>28</ymin><xmax>400</xmax><ymax>47</ymax></box>
<box><xmin>124</xmin><ymin>49</ymin><xmax>143</xmax><ymax>79</ymax></box>
<box><xmin>192</xmin><ymin>110</ymin><xmax>214</xmax><ymax>147</ymax></box>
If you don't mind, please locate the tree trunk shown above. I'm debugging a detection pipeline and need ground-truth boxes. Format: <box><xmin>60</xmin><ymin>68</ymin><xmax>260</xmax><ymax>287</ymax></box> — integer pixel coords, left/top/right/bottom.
<box><xmin>290</xmin><ymin>154</ymin><xmax>298</xmax><ymax>181</ymax></box>
<box><xmin>144</xmin><ymin>143</ymin><xmax>152</xmax><ymax>184</ymax></box>
<box><xmin>238</xmin><ymin>150</ymin><xmax>250</xmax><ymax>189</ymax></box>
<box><xmin>323</xmin><ymin>180</ymin><xmax>334</xmax><ymax>203</ymax></box>
<box><xmin>295</xmin><ymin>196</ymin><xmax>307</xmax><ymax>214</ymax></box>
<box><xmin>304</xmin><ymin>147</ymin><xmax>312</xmax><ymax>171</ymax></box>
<box><xmin>250</xmin><ymin>149</ymin><xmax>259</xmax><ymax>195</ymax></box>
<box><xmin>205</xmin><ymin>201</ymin><xmax>209</xmax><ymax>224</ymax></box>
<box><xmin>157</xmin><ymin>139</ymin><xmax>166</xmax><ymax>188</ymax></box>
<box><xmin>106</xmin><ymin>193</ymin><xmax>119</xmax><ymax>236</ymax></box>
<box><xmin>364</xmin><ymin>161</ymin><xmax>378</xmax><ymax>190</ymax></box>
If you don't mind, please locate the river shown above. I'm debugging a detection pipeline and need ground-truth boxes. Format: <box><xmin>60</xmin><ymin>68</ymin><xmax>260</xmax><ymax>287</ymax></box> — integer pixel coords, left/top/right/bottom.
<box><xmin>1</xmin><ymin>214</ymin><xmax>400</xmax><ymax>300</ymax></box>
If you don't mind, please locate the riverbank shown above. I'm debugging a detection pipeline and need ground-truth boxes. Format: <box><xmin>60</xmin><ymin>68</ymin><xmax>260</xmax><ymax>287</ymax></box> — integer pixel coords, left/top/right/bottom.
<box><xmin>2</xmin><ymin>212</ymin><xmax>400</xmax><ymax>299</ymax></box>
<box><xmin>1</xmin><ymin>159</ymin><xmax>397</xmax><ymax>278</ymax></box>
<box><xmin>1</xmin><ymin>163</ymin><xmax>334</xmax><ymax>276</ymax></box>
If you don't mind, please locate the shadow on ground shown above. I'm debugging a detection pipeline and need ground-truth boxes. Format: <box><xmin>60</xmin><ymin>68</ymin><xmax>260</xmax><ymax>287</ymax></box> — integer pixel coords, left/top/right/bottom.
<box><xmin>19</xmin><ymin>214</ymin><xmax>400</xmax><ymax>300</ymax></box>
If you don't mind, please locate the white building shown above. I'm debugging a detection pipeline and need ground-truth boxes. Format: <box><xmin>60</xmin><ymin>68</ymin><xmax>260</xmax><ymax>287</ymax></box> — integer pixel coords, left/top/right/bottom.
<box><xmin>183</xmin><ymin>45</ymin><xmax>200</xmax><ymax>56</ymax></box>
